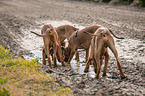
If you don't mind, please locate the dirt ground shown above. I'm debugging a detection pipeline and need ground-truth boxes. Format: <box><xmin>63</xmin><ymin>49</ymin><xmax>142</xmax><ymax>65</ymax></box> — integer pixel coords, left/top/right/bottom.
<box><xmin>0</xmin><ymin>0</ymin><xmax>145</xmax><ymax>95</ymax></box>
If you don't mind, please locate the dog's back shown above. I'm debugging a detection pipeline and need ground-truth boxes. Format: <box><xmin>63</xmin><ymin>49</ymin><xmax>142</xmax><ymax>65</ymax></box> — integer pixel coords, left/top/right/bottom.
<box><xmin>56</xmin><ymin>24</ymin><xmax>78</xmax><ymax>43</ymax></box>
<box><xmin>70</xmin><ymin>25</ymin><xmax>103</xmax><ymax>49</ymax></box>
<box><xmin>88</xmin><ymin>27</ymin><xmax>108</xmax><ymax>59</ymax></box>
<box><xmin>41</xmin><ymin>24</ymin><xmax>50</xmax><ymax>34</ymax></box>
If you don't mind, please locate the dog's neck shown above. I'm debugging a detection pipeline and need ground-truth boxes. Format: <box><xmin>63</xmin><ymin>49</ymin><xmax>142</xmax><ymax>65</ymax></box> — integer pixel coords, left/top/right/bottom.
<box><xmin>73</xmin><ymin>31</ymin><xmax>87</xmax><ymax>49</ymax></box>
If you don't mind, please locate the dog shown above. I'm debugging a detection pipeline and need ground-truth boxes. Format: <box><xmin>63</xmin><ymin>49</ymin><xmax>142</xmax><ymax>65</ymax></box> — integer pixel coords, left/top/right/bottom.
<box><xmin>63</xmin><ymin>24</ymin><xmax>104</xmax><ymax>64</ymax></box>
<box><xmin>56</xmin><ymin>24</ymin><xmax>80</xmax><ymax>61</ymax></box>
<box><xmin>83</xmin><ymin>27</ymin><xmax>126</xmax><ymax>79</ymax></box>
<box><xmin>31</xmin><ymin>24</ymin><xmax>66</xmax><ymax>68</ymax></box>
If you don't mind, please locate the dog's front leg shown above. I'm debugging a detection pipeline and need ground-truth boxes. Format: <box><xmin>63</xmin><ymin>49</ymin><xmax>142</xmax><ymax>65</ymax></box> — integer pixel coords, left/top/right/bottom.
<box><xmin>57</xmin><ymin>45</ymin><xmax>66</xmax><ymax>66</ymax></box>
<box><xmin>86</xmin><ymin>49</ymin><xmax>89</xmax><ymax>62</ymax></box>
<box><xmin>42</xmin><ymin>46</ymin><xmax>46</xmax><ymax>65</ymax></box>
<box><xmin>45</xmin><ymin>46</ymin><xmax>52</xmax><ymax>68</ymax></box>
<box><xmin>53</xmin><ymin>44</ymin><xmax>58</xmax><ymax>67</ymax></box>
<box><xmin>67</xmin><ymin>50</ymin><xmax>75</xmax><ymax>64</ymax></box>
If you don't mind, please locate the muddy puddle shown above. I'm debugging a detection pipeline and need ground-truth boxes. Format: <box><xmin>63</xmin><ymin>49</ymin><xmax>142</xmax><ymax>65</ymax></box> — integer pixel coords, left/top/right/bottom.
<box><xmin>20</xmin><ymin>20</ymin><xmax>145</xmax><ymax>78</ymax></box>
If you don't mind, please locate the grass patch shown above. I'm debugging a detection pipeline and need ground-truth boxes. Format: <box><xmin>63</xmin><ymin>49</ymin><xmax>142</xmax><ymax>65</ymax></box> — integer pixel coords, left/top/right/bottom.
<box><xmin>0</xmin><ymin>45</ymin><xmax>73</xmax><ymax>96</ymax></box>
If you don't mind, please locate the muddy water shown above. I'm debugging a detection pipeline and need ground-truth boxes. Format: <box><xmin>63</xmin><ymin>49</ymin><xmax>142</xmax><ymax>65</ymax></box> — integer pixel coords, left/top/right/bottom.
<box><xmin>20</xmin><ymin>20</ymin><xmax>145</xmax><ymax>78</ymax></box>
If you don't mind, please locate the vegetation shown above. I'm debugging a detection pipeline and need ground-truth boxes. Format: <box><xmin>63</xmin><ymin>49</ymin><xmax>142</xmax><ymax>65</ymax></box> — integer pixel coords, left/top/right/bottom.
<box><xmin>139</xmin><ymin>0</ymin><xmax>145</xmax><ymax>7</ymax></box>
<box><xmin>86</xmin><ymin>0</ymin><xmax>145</xmax><ymax>7</ymax></box>
<box><xmin>0</xmin><ymin>45</ymin><xmax>73</xmax><ymax>96</ymax></box>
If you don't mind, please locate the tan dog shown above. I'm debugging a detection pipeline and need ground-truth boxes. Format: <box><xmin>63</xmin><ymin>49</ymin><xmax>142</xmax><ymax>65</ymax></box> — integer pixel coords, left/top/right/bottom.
<box><xmin>31</xmin><ymin>24</ymin><xmax>66</xmax><ymax>68</ymax></box>
<box><xmin>63</xmin><ymin>24</ymin><xmax>104</xmax><ymax>63</ymax></box>
<box><xmin>83</xmin><ymin>27</ymin><xmax>126</xmax><ymax>79</ymax></box>
<box><xmin>40</xmin><ymin>24</ymin><xmax>79</xmax><ymax>62</ymax></box>
<box><xmin>56</xmin><ymin>24</ymin><xmax>80</xmax><ymax>61</ymax></box>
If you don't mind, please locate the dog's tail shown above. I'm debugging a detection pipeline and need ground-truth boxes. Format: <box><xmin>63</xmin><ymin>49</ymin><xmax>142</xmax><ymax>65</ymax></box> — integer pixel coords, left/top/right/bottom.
<box><xmin>83</xmin><ymin>31</ymin><xmax>100</xmax><ymax>37</ymax></box>
<box><xmin>109</xmin><ymin>29</ymin><xmax>124</xmax><ymax>39</ymax></box>
<box><xmin>30</xmin><ymin>31</ymin><xmax>45</xmax><ymax>37</ymax></box>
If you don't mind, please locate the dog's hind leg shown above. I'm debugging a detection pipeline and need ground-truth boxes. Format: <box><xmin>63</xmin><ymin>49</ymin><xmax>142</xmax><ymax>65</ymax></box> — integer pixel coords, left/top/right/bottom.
<box><xmin>84</xmin><ymin>58</ymin><xmax>92</xmax><ymax>73</ymax></box>
<box><xmin>108</xmin><ymin>38</ymin><xmax>126</xmax><ymax>79</ymax></box>
<box><xmin>94</xmin><ymin>41</ymin><xmax>104</xmax><ymax>79</ymax></box>
<box><xmin>57</xmin><ymin>45</ymin><xmax>66</xmax><ymax>66</ymax></box>
<box><xmin>94</xmin><ymin>56</ymin><xmax>100</xmax><ymax>79</ymax></box>
<box><xmin>102</xmin><ymin>50</ymin><xmax>109</xmax><ymax>77</ymax></box>
<box><xmin>42</xmin><ymin>46</ymin><xmax>46</xmax><ymax>65</ymax></box>
<box><xmin>53</xmin><ymin>44</ymin><xmax>58</xmax><ymax>67</ymax></box>
<box><xmin>94</xmin><ymin>57</ymin><xmax>103</xmax><ymax>79</ymax></box>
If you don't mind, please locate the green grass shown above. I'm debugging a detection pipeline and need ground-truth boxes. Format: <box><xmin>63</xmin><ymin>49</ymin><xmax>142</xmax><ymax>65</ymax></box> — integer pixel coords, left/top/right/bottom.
<box><xmin>0</xmin><ymin>45</ymin><xmax>73</xmax><ymax>96</ymax></box>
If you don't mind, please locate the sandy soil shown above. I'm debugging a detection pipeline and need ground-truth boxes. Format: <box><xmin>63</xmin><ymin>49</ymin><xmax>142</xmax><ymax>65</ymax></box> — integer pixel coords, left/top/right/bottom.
<box><xmin>0</xmin><ymin>0</ymin><xmax>145</xmax><ymax>95</ymax></box>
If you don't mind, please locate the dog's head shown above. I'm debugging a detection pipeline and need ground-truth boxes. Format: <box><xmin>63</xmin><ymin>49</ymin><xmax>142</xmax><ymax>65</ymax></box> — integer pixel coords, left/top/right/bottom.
<box><xmin>55</xmin><ymin>46</ymin><xmax>67</xmax><ymax>62</ymax></box>
<box><xmin>62</xmin><ymin>47</ymin><xmax>71</xmax><ymax>62</ymax></box>
<box><xmin>44</xmin><ymin>24</ymin><xmax>56</xmax><ymax>35</ymax></box>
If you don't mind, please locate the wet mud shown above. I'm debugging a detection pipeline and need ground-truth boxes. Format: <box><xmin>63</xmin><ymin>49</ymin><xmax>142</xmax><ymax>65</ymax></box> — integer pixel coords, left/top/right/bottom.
<box><xmin>21</xmin><ymin>20</ymin><xmax>145</xmax><ymax>96</ymax></box>
<box><xmin>41</xmin><ymin>59</ymin><xmax>145</xmax><ymax>96</ymax></box>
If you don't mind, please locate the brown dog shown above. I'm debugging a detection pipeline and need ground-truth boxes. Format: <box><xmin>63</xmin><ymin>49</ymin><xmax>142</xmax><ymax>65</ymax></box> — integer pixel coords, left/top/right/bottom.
<box><xmin>31</xmin><ymin>24</ymin><xmax>66</xmax><ymax>68</ymax></box>
<box><xmin>83</xmin><ymin>27</ymin><xmax>126</xmax><ymax>79</ymax></box>
<box><xmin>63</xmin><ymin>24</ymin><xmax>104</xmax><ymax>64</ymax></box>
<box><xmin>56</xmin><ymin>24</ymin><xmax>80</xmax><ymax>61</ymax></box>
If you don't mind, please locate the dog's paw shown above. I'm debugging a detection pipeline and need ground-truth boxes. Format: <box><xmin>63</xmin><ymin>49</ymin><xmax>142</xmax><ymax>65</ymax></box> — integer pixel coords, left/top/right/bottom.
<box><xmin>94</xmin><ymin>76</ymin><xmax>99</xmax><ymax>79</ymax></box>
<box><xmin>53</xmin><ymin>64</ymin><xmax>58</xmax><ymax>68</ymax></box>
<box><xmin>102</xmin><ymin>73</ymin><xmax>107</xmax><ymax>77</ymax></box>
<box><xmin>84</xmin><ymin>69</ymin><xmax>89</xmax><ymax>73</ymax></box>
<box><xmin>121</xmin><ymin>76</ymin><xmax>127</xmax><ymax>80</ymax></box>
<box><xmin>62</xmin><ymin>62</ymin><xmax>67</xmax><ymax>67</ymax></box>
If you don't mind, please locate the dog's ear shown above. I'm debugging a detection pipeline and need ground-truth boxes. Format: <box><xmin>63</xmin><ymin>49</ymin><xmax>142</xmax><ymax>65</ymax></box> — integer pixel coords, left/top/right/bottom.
<box><xmin>100</xmin><ymin>32</ymin><xmax>106</xmax><ymax>37</ymax></box>
<box><xmin>48</xmin><ymin>24</ymin><xmax>54</xmax><ymax>30</ymax></box>
<box><xmin>61</xmin><ymin>46</ymin><xmax>67</xmax><ymax>52</ymax></box>
<box><xmin>44</xmin><ymin>28</ymin><xmax>51</xmax><ymax>35</ymax></box>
